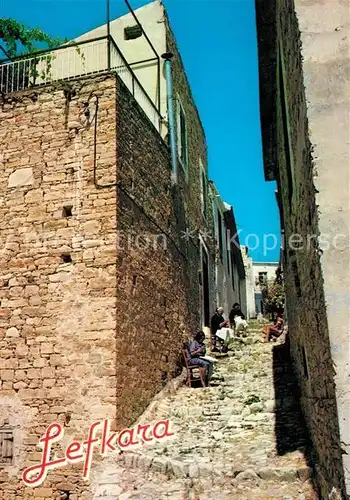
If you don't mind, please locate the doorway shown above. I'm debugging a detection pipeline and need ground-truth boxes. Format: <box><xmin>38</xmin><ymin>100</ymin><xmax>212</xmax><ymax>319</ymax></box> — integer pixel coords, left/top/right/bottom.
<box><xmin>202</xmin><ymin>246</ymin><xmax>210</xmax><ymax>327</ymax></box>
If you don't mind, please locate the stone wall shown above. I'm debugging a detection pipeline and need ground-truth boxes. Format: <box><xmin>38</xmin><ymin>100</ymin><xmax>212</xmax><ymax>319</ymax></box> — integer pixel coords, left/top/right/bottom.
<box><xmin>241</xmin><ymin>249</ymin><xmax>256</xmax><ymax>319</ymax></box>
<box><xmin>0</xmin><ymin>72</ymin><xmax>204</xmax><ymax>498</ymax></box>
<box><xmin>295</xmin><ymin>1</ymin><xmax>350</xmax><ymax>496</ymax></box>
<box><xmin>256</xmin><ymin>0</ymin><xmax>349</xmax><ymax>497</ymax></box>
<box><xmin>0</xmin><ymin>75</ymin><xmax>119</xmax><ymax>499</ymax></box>
<box><xmin>165</xmin><ymin>18</ymin><xmax>216</xmax><ymax>324</ymax></box>
<box><xmin>113</xmin><ymin>76</ymin><xmax>201</xmax><ymax>426</ymax></box>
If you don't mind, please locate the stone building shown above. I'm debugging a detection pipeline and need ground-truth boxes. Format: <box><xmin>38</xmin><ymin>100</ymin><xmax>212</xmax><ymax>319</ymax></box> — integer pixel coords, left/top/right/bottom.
<box><xmin>0</xmin><ymin>2</ymin><xmax>247</xmax><ymax>498</ymax></box>
<box><xmin>241</xmin><ymin>246</ymin><xmax>256</xmax><ymax>319</ymax></box>
<box><xmin>253</xmin><ymin>261</ymin><xmax>279</xmax><ymax>315</ymax></box>
<box><xmin>256</xmin><ymin>0</ymin><xmax>350</xmax><ymax>497</ymax></box>
<box><xmin>208</xmin><ymin>182</ymin><xmax>246</xmax><ymax>320</ymax></box>
<box><xmin>224</xmin><ymin>205</ymin><xmax>247</xmax><ymax>319</ymax></box>
<box><xmin>241</xmin><ymin>256</ymin><xmax>279</xmax><ymax>318</ymax></box>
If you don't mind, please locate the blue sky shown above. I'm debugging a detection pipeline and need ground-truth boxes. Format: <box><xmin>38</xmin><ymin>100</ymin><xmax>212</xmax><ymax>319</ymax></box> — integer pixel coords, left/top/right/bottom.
<box><xmin>0</xmin><ymin>0</ymin><xmax>281</xmax><ymax>262</ymax></box>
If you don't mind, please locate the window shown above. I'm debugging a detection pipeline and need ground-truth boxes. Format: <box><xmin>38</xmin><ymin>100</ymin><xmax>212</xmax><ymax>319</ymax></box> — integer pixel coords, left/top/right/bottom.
<box><xmin>176</xmin><ymin>98</ymin><xmax>188</xmax><ymax>171</ymax></box>
<box><xmin>231</xmin><ymin>247</ymin><xmax>236</xmax><ymax>290</ymax></box>
<box><xmin>124</xmin><ymin>25</ymin><xmax>142</xmax><ymax>40</ymax></box>
<box><xmin>0</xmin><ymin>423</ymin><xmax>13</xmax><ymax>466</ymax></box>
<box><xmin>200</xmin><ymin>160</ymin><xmax>208</xmax><ymax>217</ymax></box>
<box><xmin>62</xmin><ymin>205</ymin><xmax>73</xmax><ymax>217</ymax></box>
<box><xmin>258</xmin><ymin>272</ymin><xmax>267</xmax><ymax>285</ymax></box>
<box><xmin>201</xmin><ymin>245</ymin><xmax>210</xmax><ymax>327</ymax></box>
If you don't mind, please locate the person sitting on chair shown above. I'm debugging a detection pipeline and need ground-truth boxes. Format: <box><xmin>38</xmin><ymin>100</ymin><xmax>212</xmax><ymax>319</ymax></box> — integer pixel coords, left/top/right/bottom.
<box><xmin>229</xmin><ymin>302</ymin><xmax>245</xmax><ymax>329</ymax></box>
<box><xmin>210</xmin><ymin>307</ymin><xmax>229</xmax><ymax>351</ymax></box>
<box><xmin>189</xmin><ymin>331</ymin><xmax>213</xmax><ymax>385</ymax></box>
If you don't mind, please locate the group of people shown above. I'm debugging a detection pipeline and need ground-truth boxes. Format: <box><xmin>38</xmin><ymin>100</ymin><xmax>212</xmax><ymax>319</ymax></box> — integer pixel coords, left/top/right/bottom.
<box><xmin>185</xmin><ymin>303</ymin><xmax>246</xmax><ymax>386</ymax></box>
<box><xmin>210</xmin><ymin>303</ymin><xmax>245</xmax><ymax>351</ymax></box>
<box><xmin>186</xmin><ymin>305</ymin><xmax>288</xmax><ymax>387</ymax></box>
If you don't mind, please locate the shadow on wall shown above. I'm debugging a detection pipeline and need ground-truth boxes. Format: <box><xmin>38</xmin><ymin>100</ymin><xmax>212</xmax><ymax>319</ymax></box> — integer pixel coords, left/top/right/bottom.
<box><xmin>112</xmin><ymin>78</ymin><xmax>200</xmax><ymax>429</ymax></box>
<box><xmin>272</xmin><ymin>340</ymin><xmax>319</xmax><ymax>495</ymax></box>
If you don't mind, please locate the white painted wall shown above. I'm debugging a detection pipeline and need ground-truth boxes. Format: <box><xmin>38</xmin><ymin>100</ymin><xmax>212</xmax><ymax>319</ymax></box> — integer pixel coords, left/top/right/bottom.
<box><xmin>253</xmin><ymin>262</ymin><xmax>279</xmax><ymax>293</ymax></box>
<box><xmin>239</xmin><ymin>277</ymin><xmax>248</xmax><ymax>318</ymax></box>
<box><xmin>241</xmin><ymin>247</ymin><xmax>256</xmax><ymax>318</ymax></box>
<box><xmin>211</xmin><ymin>187</ymin><xmax>240</xmax><ymax>322</ymax></box>
<box><xmin>252</xmin><ymin>262</ymin><xmax>279</xmax><ymax>316</ymax></box>
<box><xmin>75</xmin><ymin>1</ymin><xmax>167</xmax><ymax>116</ymax></box>
<box><xmin>199</xmin><ymin>235</ymin><xmax>214</xmax><ymax>335</ymax></box>
<box><xmin>36</xmin><ymin>1</ymin><xmax>167</xmax><ymax>135</ymax></box>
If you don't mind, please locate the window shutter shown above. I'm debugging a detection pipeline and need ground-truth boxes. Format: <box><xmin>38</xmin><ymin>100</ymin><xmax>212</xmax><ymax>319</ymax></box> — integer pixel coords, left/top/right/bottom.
<box><xmin>0</xmin><ymin>423</ymin><xmax>14</xmax><ymax>464</ymax></box>
<box><xmin>176</xmin><ymin>99</ymin><xmax>181</xmax><ymax>157</ymax></box>
<box><xmin>183</xmin><ymin>112</ymin><xmax>188</xmax><ymax>170</ymax></box>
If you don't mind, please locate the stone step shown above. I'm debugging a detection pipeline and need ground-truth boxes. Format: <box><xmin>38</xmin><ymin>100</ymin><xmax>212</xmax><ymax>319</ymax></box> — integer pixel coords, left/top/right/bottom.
<box><xmin>94</xmin><ymin>497</ymin><xmax>119</xmax><ymax>500</ymax></box>
<box><xmin>105</xmin><ymin>323</ymin><xmax>317</xmax><ymax>498</ymax></box>
<box><xmin>93</xmin><ymin>483</ymin><xmax>123</xmax><ymax>500</ymax></box>
<box><xmin>120</xmin><ymin>451</ymin><xmax>312</xmax><ymax>484</ymax></box>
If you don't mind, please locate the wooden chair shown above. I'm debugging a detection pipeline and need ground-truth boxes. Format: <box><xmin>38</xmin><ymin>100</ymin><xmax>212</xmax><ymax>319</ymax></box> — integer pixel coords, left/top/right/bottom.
<box><xmin>214</xmin><ymin>335</ymin><xmax>229</xmax><ymax>354</ymax></box>
<box><xmin>182</xmin><ymin>343</ymin><xmax>206</xmax><ymax>388</ymax></box>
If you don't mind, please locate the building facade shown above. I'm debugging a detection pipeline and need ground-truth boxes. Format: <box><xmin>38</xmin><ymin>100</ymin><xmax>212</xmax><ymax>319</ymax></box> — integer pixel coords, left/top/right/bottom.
<box><xmin>0</xmin><ymin>3</ymin><xmax>226</xmax><ymax>498</ymax></box>
<box><xmin>241</xmin><ymin>246</ymin><xmax>256</xmax><ymax>319</ymax></box>
<box><xmin>0</xmin><ymin>72</ymin><xmax>190</xmax><ymax>500</ymax></box>
<box><xmin>241</xmin><ymin>256</ymin><xmax>279</xmax><ymax>318</ymax></box>
<box><xmin>256</xmin><ymin>0</ymin><xmax>350</xmax><ymax>497</ymax></box>
<box><xmin>253</xmin><ymin>262</ymin><xmax>279</xmax><ymax>315</ymax></box>
<box><xmin>209</xmin><ymin>182</ymin><xmax>246</xmax><ymax>320</ymax></box>
<box><xmin>224</xmin><ymin>204</ymin><xmax>247</xmax><ymax>319</ymax></box>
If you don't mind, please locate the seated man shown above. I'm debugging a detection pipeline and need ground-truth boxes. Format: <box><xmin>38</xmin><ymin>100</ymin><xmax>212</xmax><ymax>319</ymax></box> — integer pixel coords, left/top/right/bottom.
<box><xmin>189</xmin><ymin>331</ymin><xmax>214</xmax><ymax>385</ymax></box>
<box><xmin>262</xmin><ymin>315</ymin><xmax>284</xmax><ymax>342</ymax></box>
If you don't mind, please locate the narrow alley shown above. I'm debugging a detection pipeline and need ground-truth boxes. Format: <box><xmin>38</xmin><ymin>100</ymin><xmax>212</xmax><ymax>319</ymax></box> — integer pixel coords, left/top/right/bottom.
<box><xmin>1</xmin><ymin>1</ymin><xmax>347</xmax><ymax>497</ymax></box>
<box><xmin>92</xmin><ymin>323</ymin><xmax>318</xmax><ymax>499</ymax></box>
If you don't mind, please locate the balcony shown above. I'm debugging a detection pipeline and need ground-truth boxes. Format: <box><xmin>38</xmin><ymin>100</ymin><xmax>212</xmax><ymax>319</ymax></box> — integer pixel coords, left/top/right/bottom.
<box><xmin>0</xmin><ymin>35</ymin><xmax>163</xmax><ymax>134</ymax></box>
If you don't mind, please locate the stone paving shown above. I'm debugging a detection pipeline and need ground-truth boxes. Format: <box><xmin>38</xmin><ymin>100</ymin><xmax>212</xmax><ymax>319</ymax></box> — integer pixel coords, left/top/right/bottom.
<box><xmin>93</xmin><ymin>322</ymin><xmax>318</xmax><ymax>499</ymax></box>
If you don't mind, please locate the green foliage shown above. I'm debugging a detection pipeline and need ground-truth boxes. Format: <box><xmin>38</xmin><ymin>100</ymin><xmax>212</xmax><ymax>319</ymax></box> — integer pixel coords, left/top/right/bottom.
<box><xmin>0</xmin><ymin>19</ymin><xmax>85</xmax><ymax>93</ymax></box>
<box><xmin>0</xmin><ymin>18</ymin><xmax>61</xmax><ymax>58</ymax></box>
<box><xmin>261</xmin><ymin>280</ymin><xmax>285</xmax><ymax>314</ymax></box>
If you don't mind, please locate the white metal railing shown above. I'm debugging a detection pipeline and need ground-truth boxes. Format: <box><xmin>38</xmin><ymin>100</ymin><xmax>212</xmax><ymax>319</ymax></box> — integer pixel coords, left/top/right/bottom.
<box><xmin>0</xmin><ymin>36</ymin><xmax>163</xmax><ymax>134</ymax></box>
<box><xmin>109</xmin><ymin>39</ymin><xmax>161</xmax><ymax>133</ymax></box>
<box><xmin>0</xmin><ymin>38</ymin><xmax>109</xmax><ymax>92</ymax></box>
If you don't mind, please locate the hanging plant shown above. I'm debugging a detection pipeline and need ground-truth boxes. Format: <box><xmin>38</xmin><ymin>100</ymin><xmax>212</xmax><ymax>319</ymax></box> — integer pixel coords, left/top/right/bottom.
<box><xmin>261</xmin><ymin>280</ymin><xmax>285</xmax><ymax>315</ymax></box>
<box><xmin>0</xmin><ymin>19</ymin><xmax>85</xmax><ymax>93</ymax></box>
<box><xmin>0</xmin><ymin>19</ymin><xmax>60</xmax><ymax>58</ymax></box>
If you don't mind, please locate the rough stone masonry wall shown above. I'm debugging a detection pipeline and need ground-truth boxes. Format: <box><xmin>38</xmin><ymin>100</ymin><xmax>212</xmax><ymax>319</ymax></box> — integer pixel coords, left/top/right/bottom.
<box><xmin>113</xmin><ymin>77</ymin><xmax>199</xmax><ymax>427</ymax></box>
<box><xmin>165</xmin><ymin>18</ymin><xmax>209</xmax><ymax>232</ymax></box>
<box><xmin>165</xmin><ymin>18</ymin><xmax>217</xmax><ymax>323</ymax></box>
<box><xmin>0</xmin><ymin>76</ymin><xmax>119</xmax><ymax>499</ymax></box>
<box><xmin>275</xmin><ymin>0</ymin><xmax>349</xmax><ymax>497</ymax></box>
<box><xmin>0</xmin><ymin>72</ymin><xmax>201</xmax><ymax>499</ymax></box>
<box><xmin>295</xmin><ymin>1</ymin><xmax>350</xmax><ymax>497</ymax></box>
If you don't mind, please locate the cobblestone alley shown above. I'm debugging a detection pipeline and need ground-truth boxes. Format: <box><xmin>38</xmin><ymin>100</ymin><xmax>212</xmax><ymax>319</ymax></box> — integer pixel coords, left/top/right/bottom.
<box><xmin>91</xmin><ymin>322</ymin><xmax>318</xmax><ymax>499</ymax></box>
